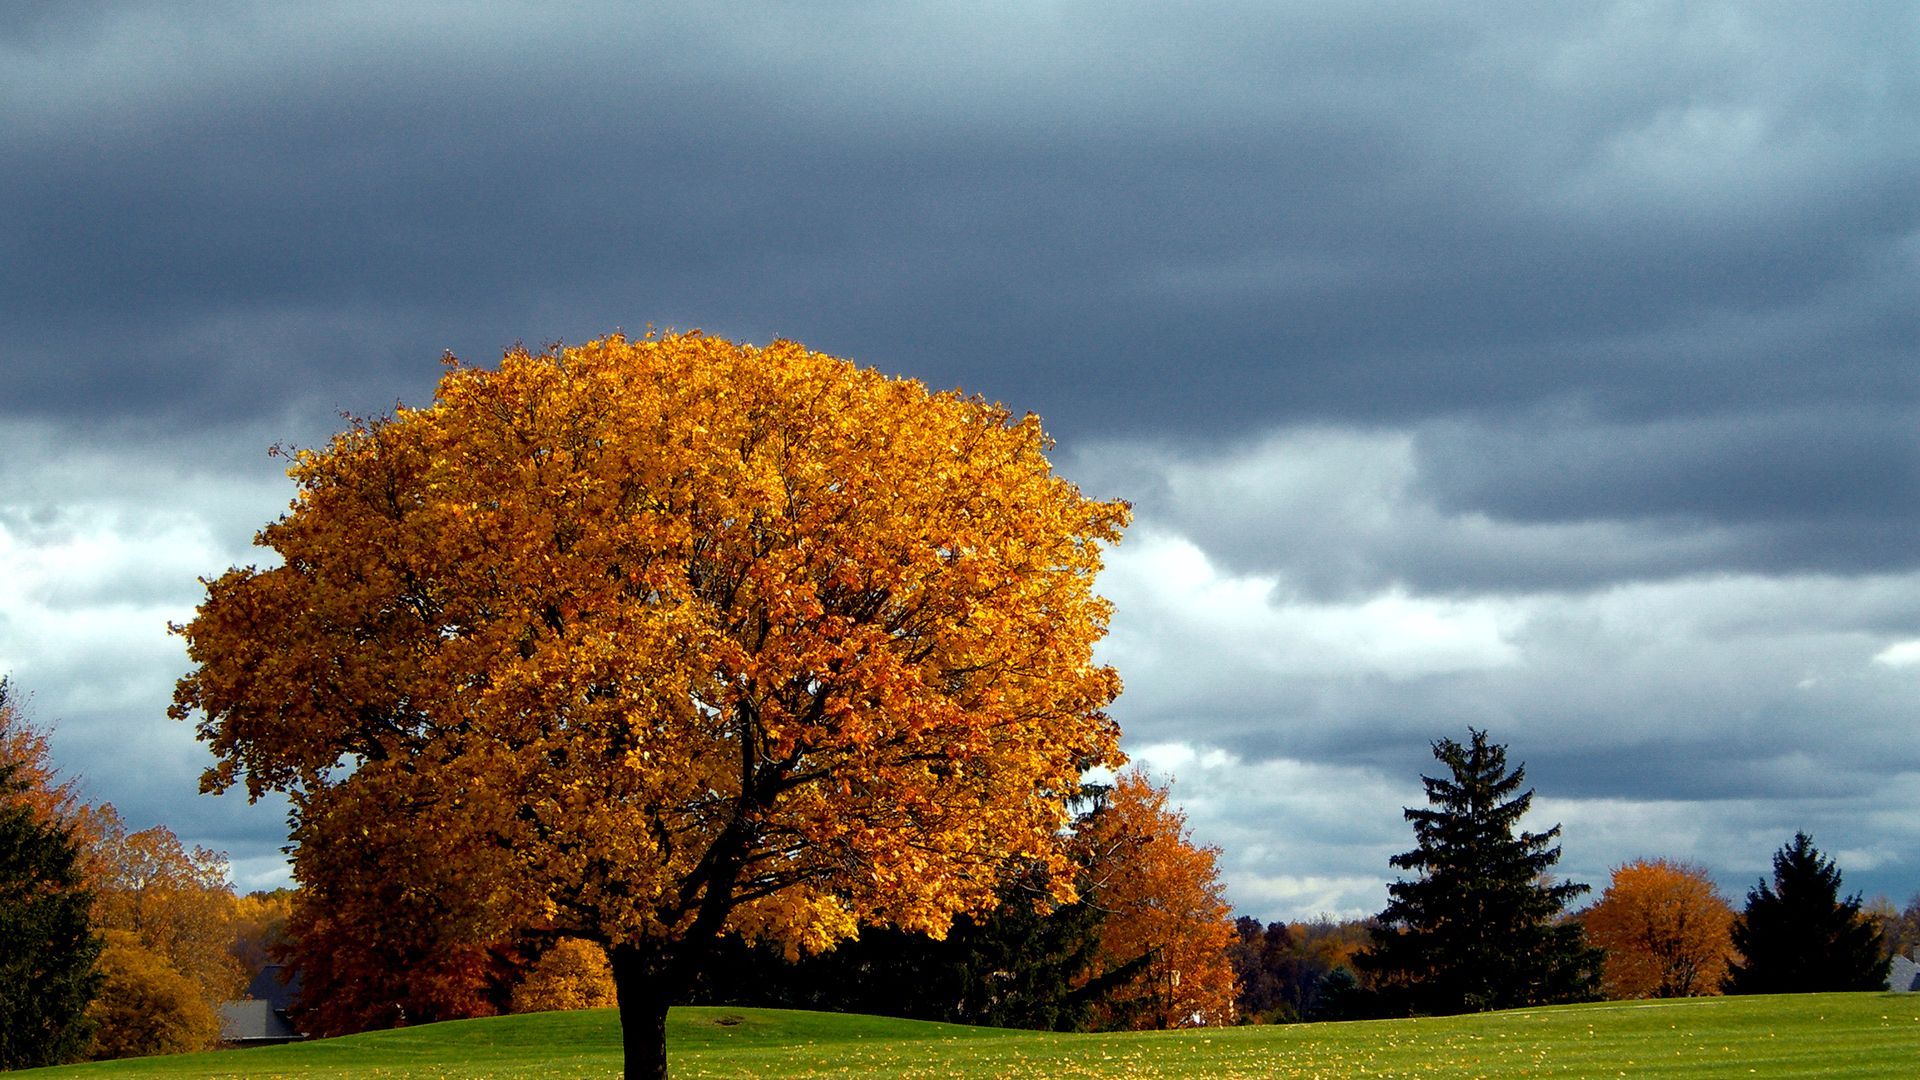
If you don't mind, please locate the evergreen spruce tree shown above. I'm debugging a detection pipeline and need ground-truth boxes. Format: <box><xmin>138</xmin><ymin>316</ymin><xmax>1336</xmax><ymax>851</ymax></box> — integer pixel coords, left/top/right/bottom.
<box><xmin>1724</xmin><ymin>832</ymin><xmax>1889</xmax><ymax>994</ymax></box>
<box><xmin>0</xmin><ymin>762</ymin><xmax>104</xmax><ymax>1068</ymax></box>
<box><xmin>1355</xmin><ymin>729</ymin><xmax>1600</xmax><ymax>1015</ymax></box>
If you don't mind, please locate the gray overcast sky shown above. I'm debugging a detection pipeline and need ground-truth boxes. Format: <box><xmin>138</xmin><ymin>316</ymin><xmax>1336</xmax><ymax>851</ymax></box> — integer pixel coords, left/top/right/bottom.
<box><xmin>3</xmin><ymin>1</ymin><xmax>1917</xmax><ymax>920</ymax></box>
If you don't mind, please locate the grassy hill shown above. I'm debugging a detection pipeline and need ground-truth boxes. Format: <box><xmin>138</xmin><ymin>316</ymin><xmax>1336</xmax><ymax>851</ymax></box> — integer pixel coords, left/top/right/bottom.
<box><xmin>18</xmin><ymin>993</ymin><xmax>1920</xmax><ymax>1078</ymax></box>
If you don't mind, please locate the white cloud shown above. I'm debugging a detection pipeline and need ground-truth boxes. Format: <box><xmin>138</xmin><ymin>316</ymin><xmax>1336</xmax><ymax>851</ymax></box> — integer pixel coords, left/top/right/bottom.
<box><xmin>1100</xmin><ymin>528</ymin><xmax>1523</xmax><ymax>693</ymax></box>
<box><xmin>1118</xmin><ymin>742</ymin><xmax>1416</xmax><ymax>921</ymax></box>
<box><xmin>0</xmin><ymin>437</ymin><xmax>293</xmax><ymax>883</ymax></box>
<box><xmin>1076</xmin><ymin>425</ymin><xmax>1920</xmax><ymax>917</ymax></box>
<box><xmin>1231</xmin><ymin>873</ymin><xmax>1390</xmax><ymax>923</ymax></box>
<box><xmin>1873</xmin><ymin>640</ymin><xmax>1920</xmax><ymax>668</ymax></box>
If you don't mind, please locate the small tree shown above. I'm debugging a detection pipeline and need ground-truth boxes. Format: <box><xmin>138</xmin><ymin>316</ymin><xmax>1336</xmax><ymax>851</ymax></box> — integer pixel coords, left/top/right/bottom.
<box><xmin>1583</xmin><ymin>859</ymin><xmax>1734</xmax><ymax>998</ymax></box>
<box><xmin>0</xmin><ymin>687</ymin><xmax>103</xmax><ymax>1069</ymax></box>
<box><xmin>513</xmin><ymin>938</ymin><xmax>617</xmax><ymax>1013</ymax></box>
<box><xmin>85</xmin><ymin>930</ymin><xmax>220</xmax><ymax>1060</ymax></box>
<box><xmin>88</xmin><ymin>812</ymin><xmax>245</xmax><ymax>1023</ymax></box>
<box><xmin>1724</xmin><ymin>832</ymin><xmax>1889</xmax><ymax>994</ymax></box>
<box><xmin>228</xmin><ymin>888</ymin><xmax>295</xmax><ymax>984</ymax></box>
<box><xmin>1881</xmin><ymin>893</ymin><xmax>1920</xmax><ymax>962</ymax></box>
<box><xmin>1355</xmin><ymin>729</ymin><xmax>1599</xmax><ymax>1015</ymax></box>
<box><xmin>1075</xmin><ymin>770</ymin><xmax>1238</xmax><ymax>1029</ymax></box>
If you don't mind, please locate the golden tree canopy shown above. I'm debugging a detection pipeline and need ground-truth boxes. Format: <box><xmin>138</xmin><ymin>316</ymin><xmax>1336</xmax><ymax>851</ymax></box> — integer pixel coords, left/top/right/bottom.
<box><xmin>1078</xmin><ymin>770</ymin><xmax>1238</xmax><ymax>1029</ymax></box>
<box><xmin>174</xmin><ymin>332</ymin><xmax>1128</xmax><ymax>973</ymax></box>
<box><xmin>1583</xmin><ymin>858</ymin><xmax>1735</xmax><ymax>999</ymax></box>
<box><xmin>87</xmin><ymin>812</ymin><xmax>245</xmax><ymax>1011</ymax></box>
<box><xmin>512</xmin><ymin>938</ymin><xmax>618</xmax><ymax>1014</ymax></box>
<box><xmin>85</xmin><ymin>931</ymin><xmax>221</xmax><ymax>1061</ymax></box>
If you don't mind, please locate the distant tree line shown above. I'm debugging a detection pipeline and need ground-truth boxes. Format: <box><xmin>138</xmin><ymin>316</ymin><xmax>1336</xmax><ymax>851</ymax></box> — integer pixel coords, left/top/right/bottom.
<box><xmin>7</xmin><ymin>667</ymin><xmax>1914</xmax><ymax>1069</ymax></box>
<box><xmin>1229</xmin><ymin>729</ymin><xmax>1899</xmax><ymax>1025</ymax></box>
<box><xmin>1</xmin><ymin>680</ymin><xmax>293</xmax><ymax>1066</ymax></box>
<box><xmin>1225</xmin><ymin>915</ymin><xmax>1372</xmax><ymax>1022</ymax></box>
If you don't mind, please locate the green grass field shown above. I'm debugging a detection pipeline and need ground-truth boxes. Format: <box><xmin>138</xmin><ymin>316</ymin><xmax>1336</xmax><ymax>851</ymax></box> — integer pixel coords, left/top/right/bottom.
<box><xmin>19</xmin><ymin>993</ymin><xmax>1920</xmax><ymax>1078</ymax></box>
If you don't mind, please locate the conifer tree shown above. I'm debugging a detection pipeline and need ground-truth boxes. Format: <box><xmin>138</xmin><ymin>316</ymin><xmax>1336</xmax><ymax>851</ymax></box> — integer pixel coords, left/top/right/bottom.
<box><xmin>0</xmin><ymin>761</ymin><xmax>104</xmax><ymax>1068</ymax></box>
<box><xmin>1724</xmin><ymin>832</ymin><xmax>1889</xmax><ymax>994</ymax></box>
<box><xmin>1356</xmin><ymin>729</ymin><xmax>1599</xmax><ymax>1015</ymax></box>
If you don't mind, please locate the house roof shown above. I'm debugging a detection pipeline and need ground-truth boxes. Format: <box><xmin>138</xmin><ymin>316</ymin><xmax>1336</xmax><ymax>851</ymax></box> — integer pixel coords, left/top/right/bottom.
<box><xmin>246</xmin><ymin>963</ymin><xmax>302</xmax><ymax>1011</ymax></box>
<box><xmin>1890</xmin><ymin>955</ymin><xmax>1920</xmax><ymax>993</ymax></box>
<box><xmin>218</xmin><ymin>999</ymin><xmax>303</xmax><ymax>1043</ymax></box>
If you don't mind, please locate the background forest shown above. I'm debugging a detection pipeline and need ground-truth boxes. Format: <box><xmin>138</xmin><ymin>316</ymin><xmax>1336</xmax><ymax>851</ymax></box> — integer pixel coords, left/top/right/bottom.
<box><xmin>6</xmin><ymin>676</ymin><xmax>1915</xmax><ymax>1068</ymax></box>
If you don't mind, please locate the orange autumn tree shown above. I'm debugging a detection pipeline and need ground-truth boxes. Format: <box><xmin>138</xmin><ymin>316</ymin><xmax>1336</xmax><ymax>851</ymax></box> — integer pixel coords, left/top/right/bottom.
<box><xmin>85</xmin><ymin>812</ymin><xmax>244</xmax><ymax>1055</ymax></box>
<box><xmin>513</xmin><ymin>938</ymin><xmax>618</xmax><ymax>1014</ymax></box>
<box><xmin>88</xmin><ymin>815</ymin><xmax>245</xmax><ymax>1012</ymax></box>
<box><xmin>85</xmin><ymin>931</ymin><xmax>219</xmax><ymax>1061</ymax></box>
<box><xmin>1582</xmin><ymin>859</ymin><xmax>1735</xmax><ymax>999</ymax></box>
<box><xmin>227</xmin><ymin>888</ymin><xmax>294</xmax><ymax>986</ymax></box>
<box><xmin>0</xmin><ymin>679</ymin><xmax>107</xmax><ymax>845</ymax></box>
<box><xmin>1078</xmin><ymin>770</ymin><xmax>1237</xmax><ymax>1029</ymax></box>
<box><xmin>278</xmin><ymin>794</ymin><xmax>530</xmax><ymax>1035</ymax></box>
<box><xmin>172</xmin><ymin>333</ymin><xmax>1129</xmax><ymax>1080</ymax></box>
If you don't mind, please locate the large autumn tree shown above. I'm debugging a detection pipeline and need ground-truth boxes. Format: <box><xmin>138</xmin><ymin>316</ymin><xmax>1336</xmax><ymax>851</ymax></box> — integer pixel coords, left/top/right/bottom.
<box><xmin>1582</xmin><ymin>859</ymin><xmax>1734</xmax><ymax>999</ymax></box>
<box><xmin>172</xmin><ymin>333</ymin><xmax>1129</xmax><ymax>1079</ymax></box>
<box><xmin>1356</xmin><ymin>729</ymin><xmax>1600</xmax><ymax>1015</ymax></box>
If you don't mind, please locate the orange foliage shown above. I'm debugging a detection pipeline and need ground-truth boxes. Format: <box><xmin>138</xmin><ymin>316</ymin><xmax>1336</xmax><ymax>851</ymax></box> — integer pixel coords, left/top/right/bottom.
<box><xmin>88</xmin><ymin>810</ymin><xmax>245</xmax><ymax>1009</ymax></box>
<box><xmin>1583</xmin><ymin>859</ymin><xmax>1735</xmax><ymax>999</ymax></box>
<box><xmin>228</xmin><ymin>888</ymin><xmax>294</xmax><ymax>981</ymax></box>
<box><xmin>86</xmin><ymin>931</ymin><xmax>220</xmax><ymax>1060</ymax></box>
<box><xmin>2</xmin><ymin>682</ymin><xmax>243</xmax><ymax>1056</ymax></box>
<box><xmin>0</xmin><ymin>679</ymin><xmax>72</xmax><ymax>818</ymax></box>
<box><xmin>1078</xmin><ymin>771</ymin><xmax>1238</xmax><ymax>1029</ymax></box>
<box><xmin>278</xmin><ymin>791</ymin><xmax>528</xmax><ymax>1035</ymax></box>
<box><xmin>1295</xmin><ymin>919</ymin><xmax>1369</xmax><ymax>974</ymax></box>
<box><xmin>172</xmin><ymin>334</ymin><xmax>1128</xmax><ymax>1069</ymax></box>
<box><xmin>513</xmin><ymin>938</ymin><xmax>618</xmax><ymax>1013</ymax></box>
<box><xmin>0</xmin><ymin>680</ymin><xmax>108</xmax><ymax>849</ymax></box>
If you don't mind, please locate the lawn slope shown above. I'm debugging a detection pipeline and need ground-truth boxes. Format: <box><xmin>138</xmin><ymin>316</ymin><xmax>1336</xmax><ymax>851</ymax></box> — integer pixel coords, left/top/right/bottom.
<box><xmin>19</xmin><ymin>993</ymin><xmax>1920</xmax><ymax>1078</ymax></box>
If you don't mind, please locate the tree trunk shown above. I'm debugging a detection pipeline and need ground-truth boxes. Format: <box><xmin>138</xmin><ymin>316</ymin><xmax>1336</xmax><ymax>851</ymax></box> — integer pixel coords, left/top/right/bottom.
<box><xmin>610</xmin><ymin>943</ymin><xmax>675</xmax><ymax>1080</ymax></box>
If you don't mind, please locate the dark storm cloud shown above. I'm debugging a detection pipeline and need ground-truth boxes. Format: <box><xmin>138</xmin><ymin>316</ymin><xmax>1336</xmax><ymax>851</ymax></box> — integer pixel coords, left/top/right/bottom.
<box><xmin>1421</xmin><ymin>409</ymin><xmax>1920</xmax><ymax>525</ymax></box>
<box><xmin>1068</xmin><ymin>399</ymin><xmax>1920</xmax><ymax>600</ymax></box>
<box><xmin>6</xmin><ymin>2</ymin><xmax>1916</xmax><ymax>447</ymax></box>
<box><xmin>1416</xmin><ymin>407</ymin><xmax>1920</xmax><ymax>577</ymax></box>
<box><xmin>6</xmin><ymin>1</ymin><xmax>1920</xmax><ymax>916</ymax></box>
